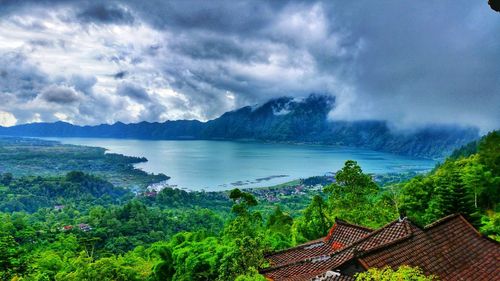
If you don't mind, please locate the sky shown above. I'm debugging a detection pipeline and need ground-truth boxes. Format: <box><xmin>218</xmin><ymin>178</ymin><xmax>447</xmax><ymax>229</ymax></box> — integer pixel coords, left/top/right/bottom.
<box><xmin>0</xmin><ymin>0</ymin><xmax>498</xmax><ymax>132</ymax></box>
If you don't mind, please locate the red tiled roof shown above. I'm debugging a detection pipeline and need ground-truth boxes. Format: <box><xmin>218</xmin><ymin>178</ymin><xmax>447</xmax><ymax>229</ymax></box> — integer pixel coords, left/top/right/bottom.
<box><xmin>324</xmin><ymin>219</ymin><xmax>373</xmax><ymax>247</ymax></box>
<box><xmin>265</xmin><ymin>237</ymin><xmax>329</xmax><ymax>268</ymax></box>
<box><xmin>358</xmin><ymin>214</ymin><xmax>500</xmax><ymax>281</ymax></box>
<box><xmin>262</xmin><ymin>219</ymin><xmax>412</xmax><ymax>281</ymax></box>
<box><xmin>265</xmin><ymin>219</ymin><xmax>372</xmax><ymax>267</ymax></box>
<box><xmin>263</xmin><ymin>214</ymin><xmax>500</xmax><ymax>281</ymax></box>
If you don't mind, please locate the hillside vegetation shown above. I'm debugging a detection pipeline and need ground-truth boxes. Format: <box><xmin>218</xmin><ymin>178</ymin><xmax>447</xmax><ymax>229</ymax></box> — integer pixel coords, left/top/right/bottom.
<box><xmin>0</xmin><ymin>131</ymin><xmax>497</xmax><ymax>280</ymax></box>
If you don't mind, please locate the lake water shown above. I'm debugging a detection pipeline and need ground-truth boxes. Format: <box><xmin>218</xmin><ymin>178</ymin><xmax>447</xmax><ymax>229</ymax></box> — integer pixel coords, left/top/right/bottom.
<box><xmin>46</xmin><ymin>138</ymin><xmax>436</xmax><ymax>191</ymax></box>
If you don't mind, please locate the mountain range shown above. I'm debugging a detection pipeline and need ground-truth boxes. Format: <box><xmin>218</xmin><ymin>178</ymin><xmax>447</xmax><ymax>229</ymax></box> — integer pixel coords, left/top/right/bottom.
<box><xmin>0</xmin><ymin>95</ymin><xmax>479</xmax><ymax>159</ymax></box>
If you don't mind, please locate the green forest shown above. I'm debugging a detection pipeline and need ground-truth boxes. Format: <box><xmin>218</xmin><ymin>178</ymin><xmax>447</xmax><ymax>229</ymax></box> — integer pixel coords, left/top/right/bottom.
<box><xmin>0</xmin><ymin>137</ymin><xmax>168</xmax><ymax>189</ymax></box>
<box><xmin>0</xmin><ymin>131</ymin><xmax>498</xmax><ymax>280</ymax></box>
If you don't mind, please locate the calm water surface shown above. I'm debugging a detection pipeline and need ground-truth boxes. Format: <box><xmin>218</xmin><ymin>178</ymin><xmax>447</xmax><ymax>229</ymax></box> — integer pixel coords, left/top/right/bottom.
<box><xmin>46</xmin><ymin>138</ymin><xmax>436</xmax><ymax>191</ymax></box>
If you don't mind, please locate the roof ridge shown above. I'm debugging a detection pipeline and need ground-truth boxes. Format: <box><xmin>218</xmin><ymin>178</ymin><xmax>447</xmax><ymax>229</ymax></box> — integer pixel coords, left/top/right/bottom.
<box><xmin>324</xmin><ymin>219</ymin><xmax>413</xmax><ymax>257</ymax></box>
<box><xmin>261</xmin><ymin>254</ymin><xmax>314</xmax><ymax>273</ymax></box>
<box><xmin>309</xmin><ymin>219</ymin><xmax>415</xmax><ymax>275</ymax></box>
<box><xmin>334</xmin><ymin>218</ymin><xmax>374</xmax><ymax>232</ymax></box>
<box><xmin>264</xmin><ymin>237</ymin><xmax>326</xmax><ymax>257</ymax></box>
<box><xmin>425</xmin><ymin>214</ymin><xmax>500</xmax><ymax>245</ymax></box>
<box><xmin>356</xmin><ymin>231</ymin><xmax>417</xmax><ymax>262</ymax></box>
<box><xmin>365</xmin><ymin>214</ymin><xmax>500</xmax><ymax>257</ymax></box>
<box><xmin>323</xmin><ymin>219</ymin><xmax>373</xmax><ymax>245</ymax></box>
<box><xmin>423</xmin><ymin>213</ymin><xmax>462</xmax><ymax>229</ymax></box>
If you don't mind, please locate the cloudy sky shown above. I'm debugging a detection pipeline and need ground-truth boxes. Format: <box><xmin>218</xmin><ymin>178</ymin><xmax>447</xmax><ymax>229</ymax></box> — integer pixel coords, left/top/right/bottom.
<box><xmin>0</xmin><ymin>0</ymin><xmax>498</xmax><ymax>132</ymax></box>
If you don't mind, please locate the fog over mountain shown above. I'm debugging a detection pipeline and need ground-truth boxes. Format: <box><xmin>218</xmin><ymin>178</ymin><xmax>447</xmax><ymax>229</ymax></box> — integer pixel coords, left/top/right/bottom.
<box><xmin>0</xmin><ymin>95</ymin><xmax>479</xmax><ymax>159</ymax></box>
<box><xmin>0</xmin><ymin>1</ymin><xmax>499</xmax><ymax>132</ymax></box>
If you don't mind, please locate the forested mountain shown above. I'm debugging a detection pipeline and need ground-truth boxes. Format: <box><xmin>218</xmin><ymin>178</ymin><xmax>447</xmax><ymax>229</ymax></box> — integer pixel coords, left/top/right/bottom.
<box><xmin>0</xmin><ymin>95</ymin><xmax>479</xmax><ymax>158</ymax></box>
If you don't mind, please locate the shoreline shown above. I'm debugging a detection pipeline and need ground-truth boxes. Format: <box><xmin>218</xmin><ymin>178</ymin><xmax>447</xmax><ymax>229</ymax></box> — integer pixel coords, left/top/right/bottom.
<box><xmin>34</xmin><ymin>136</ymin><xmax>436</xmax><ymax>192</ymax></box>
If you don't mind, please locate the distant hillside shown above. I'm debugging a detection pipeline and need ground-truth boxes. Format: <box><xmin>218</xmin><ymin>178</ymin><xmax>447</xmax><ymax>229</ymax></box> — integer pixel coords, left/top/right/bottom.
<box><xmin>0</xmin><ymin>94</ymin><xmax>479</xmax><ymax>159</ymax></box>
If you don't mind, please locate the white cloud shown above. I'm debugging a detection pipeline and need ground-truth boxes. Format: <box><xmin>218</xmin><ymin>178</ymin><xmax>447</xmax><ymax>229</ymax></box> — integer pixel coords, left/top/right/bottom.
<box><xmin>0</xmin><ymin>10</ymin><xmax>162</xmax><ymax>94</ymax></box>
<box><xmin>0</xmin><ymin>111</ymin><xmax>17</xmax><ymax>127</ymax></box>
<box><xmin>0</xmin><ymin>8</ymin><xmax>191</xmax><ymax>124</ymax></box>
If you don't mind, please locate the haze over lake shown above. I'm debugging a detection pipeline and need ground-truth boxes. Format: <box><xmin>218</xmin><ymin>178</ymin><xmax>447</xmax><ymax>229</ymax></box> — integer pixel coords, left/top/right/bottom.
<box><xmin>46</xmin><ymin>138</ymin><xmax>436</xmax><ymax>191</ymax></box>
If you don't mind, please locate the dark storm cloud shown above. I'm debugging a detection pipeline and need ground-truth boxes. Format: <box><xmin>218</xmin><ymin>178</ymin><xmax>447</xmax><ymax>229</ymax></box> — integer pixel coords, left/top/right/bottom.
<box><xmin>0</xmin><ymin>51</ymin><xmax>120</xmax><ymax>125</ymax></box>
<box><xmin>0</xmin><ymin>53</ymin><xmax>47</xmax><ymax>101</ymax></box>
<box><xmin>113</xmin><ymin>1</ymin><xmax>361</xmax><ymax>118</ymax></box>
<box><xmin>113</xmin><ymin>71</ymin><xmax>128</xmax><ymax>79</ymax></box>
<box><xmin>146</xmin><ymin>1</ymin><xmax>500</xmax><ymax>131</ymax></box>
<box><xmin>69</xmin><ymin>75</ymin><xmax>97</xmax><ymax>95</ymax></box>
<box><xmin>115</xmin><ymin>83</ymin><xmax>171</xmax><ymax>122</ymax></box>
<box><xmin>0</xmin><ymin>0</ymin><xmax>498</xmax><ymax>131</ymax></box>
<box><xmin>77</xmin><ymin>3</ymin><xmax>134</xmax><ymax>25</ymax></box>
<box><xmin>169</xmin><ymin>34</ymin><xmax>267</xmax><ymax>63</ymax></box>
<box><xmin>117</xmin><ymin>83</ymin><xmax>150</xmax><ymax>101</ymax></box>
<box><xmin>124</xmin><ymin>0</ymin><xmax>281</xmax><ymax>33</ymax></box>
<box><xmin>27</xmin><ymin>39</ymin><xmax>56</xmax><ymax>48</ymax></box>
<box><xmin>40</xmin><ymin>86</ymin><xmax>79</xmax><ymax>104</ymax></box>
<box><xmin>323</xmin><ymin>1</ymin><xmax>500</xmax><ymax>131</ymax></box>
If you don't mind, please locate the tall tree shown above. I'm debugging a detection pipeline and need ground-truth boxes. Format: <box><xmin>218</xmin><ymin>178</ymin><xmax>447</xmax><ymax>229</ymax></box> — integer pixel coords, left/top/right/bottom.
<box><xmin>293</xmin><ymin>195</ymin><xmax>331</xmax><ymax>242</ymax></box>
<box><xmin>323</xmin><ymin>160</ymin><xmax>382</xmax><ymax>225</ymax></box>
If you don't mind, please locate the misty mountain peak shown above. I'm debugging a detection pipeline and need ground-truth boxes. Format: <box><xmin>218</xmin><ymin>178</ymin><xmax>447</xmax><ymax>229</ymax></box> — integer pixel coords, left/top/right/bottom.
<box><xmin>249</xmin><ymin>94</ymin><xmax>336</xmax><ymax>117</ymax></box>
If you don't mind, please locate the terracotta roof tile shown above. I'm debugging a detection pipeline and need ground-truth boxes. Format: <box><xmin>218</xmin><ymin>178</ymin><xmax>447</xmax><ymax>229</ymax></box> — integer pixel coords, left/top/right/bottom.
<box><xmin>263</xmin><ymin>215</ymin><xmax>500</xmax><ymax>281</ymax></box>
<box><xmin>262</xmin><ymin>219</ymin><xmax>412</xmax><ymax>281</ymax></box>
<box><xmin>358</xmin><ymin>214</ymin><xmax>500</xmax><ymax>281</ymax></box>
<box><xmin>324</xmin><ymin>219</ymin><xmax>373</xmax><ymax>247</ymax></box>
<box><xmin>266</xmin><ymin>219</ymin><xmax>372</xmax><ymax>267</ymax></box>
